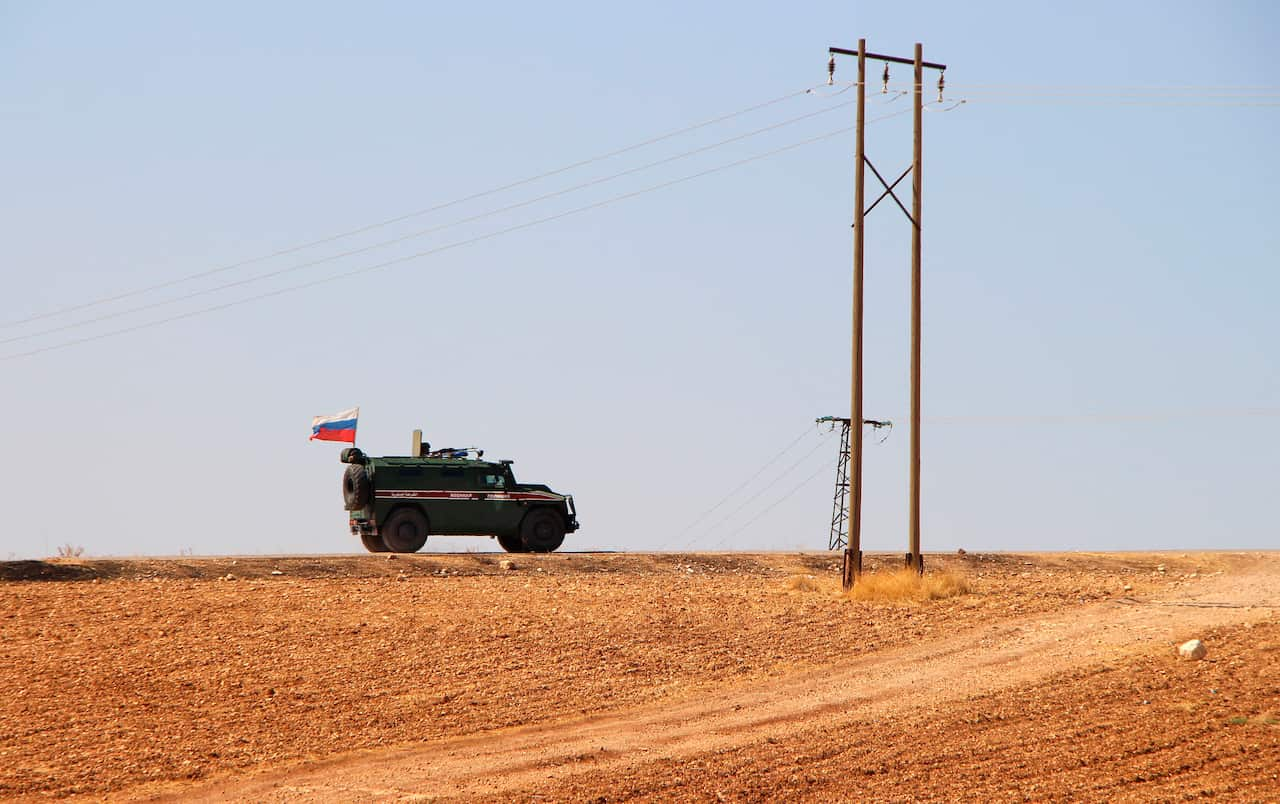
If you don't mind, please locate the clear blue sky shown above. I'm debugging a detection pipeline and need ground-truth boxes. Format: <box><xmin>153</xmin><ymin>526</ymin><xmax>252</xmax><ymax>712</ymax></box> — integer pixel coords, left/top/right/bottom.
<box><xmin>2</xmin><ymin>1</ymin><xmax>1276</xmax><ymax>558</ymax></box>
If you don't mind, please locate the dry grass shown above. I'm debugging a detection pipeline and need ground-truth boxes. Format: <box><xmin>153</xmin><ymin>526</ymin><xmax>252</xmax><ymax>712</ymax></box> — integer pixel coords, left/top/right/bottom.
<box><xmin>782</xmin><ymin>574</ymin><xmax>821</xmax><ymax>592</ymax></box>
<box><xmin>845</xmin><ymin>568</ymin><xmax>971</xmax><ymax>603</ymax></box>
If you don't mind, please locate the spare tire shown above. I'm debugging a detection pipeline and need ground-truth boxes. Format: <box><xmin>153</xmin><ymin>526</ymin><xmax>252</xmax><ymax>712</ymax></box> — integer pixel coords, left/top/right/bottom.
<box><xmin>343</xmin><ymin>463</ymin><xmax>371</xmax><ymax>510</ymax></box>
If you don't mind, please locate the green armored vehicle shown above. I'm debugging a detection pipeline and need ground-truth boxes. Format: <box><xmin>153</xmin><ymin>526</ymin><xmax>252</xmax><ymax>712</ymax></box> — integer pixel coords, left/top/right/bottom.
<box><xmin>339</xmin><ymin>444</ymin><xmax>578</xmax><ymax>554</ymax></box>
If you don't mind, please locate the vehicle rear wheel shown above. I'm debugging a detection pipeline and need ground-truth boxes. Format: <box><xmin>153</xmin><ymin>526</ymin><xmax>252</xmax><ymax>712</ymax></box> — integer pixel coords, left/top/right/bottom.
<box><xmin>521</xmin><ymin>509</ymin><xmax>565</xmax><ymax>553</ymax></box>
<box><xmin>496</xmin><ymin>532</ymin><xmax>525</xmax><ymax>553</ymax></box>
<box><xmin>361</xmin><ymin>533</ymin><xmax>389</xmax><ymax>553</ymax></box>
<box><xmin>381</xmin><ymin>508</ymin><xmax>429</xmax><ymax>553</ymax></box>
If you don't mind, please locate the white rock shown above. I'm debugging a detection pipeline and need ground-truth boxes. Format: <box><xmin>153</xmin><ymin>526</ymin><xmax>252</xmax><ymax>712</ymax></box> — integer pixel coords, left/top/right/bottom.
<box><xmin>270</xmin><ymin>570</ymin><xmax>284</xmax><ymax>576</ymax></box>
<box><xmin>1178</xmin><ymin>639</ymin><xmax>1207</xmax><ymax>660</ymax></box>
<box><xmin>499</xmin><ymin>559</ymin><xmax>515</xmax><ymax>571</ymax></box>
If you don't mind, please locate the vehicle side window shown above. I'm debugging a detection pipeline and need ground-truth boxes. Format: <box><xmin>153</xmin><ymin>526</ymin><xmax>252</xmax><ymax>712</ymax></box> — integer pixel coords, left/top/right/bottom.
<box><xmin>433</xmin><ymin>465</ymin><xmax>465</xmax><ymax>490</ymax></box>
<box><xmin>480</xmin><ymin>473</ymin><xmax>506</xmax><ymax>489</ymax></box>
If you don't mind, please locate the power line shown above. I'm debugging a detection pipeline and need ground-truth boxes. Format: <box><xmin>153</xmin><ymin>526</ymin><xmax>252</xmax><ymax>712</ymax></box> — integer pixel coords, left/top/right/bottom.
<box><xmin>695</xmin><ymin>436</ymin><xmax>833</xmax><ymax>546</ymax></box>
<box><xmin>937</xmin><ymin>83</ymin><xmax>1280</xmax><ymax>94</ymax></box>
<box><xmin>0</xmin><ymin>95</ymin><xmax>863</xmax><ymax>347</ymax></box>
<box><xmin>949</xmin><ymin>90</ymin><xmax>1280</xmax><ymax>98</ymax></box>
<box><xmin>15</xmin><ymin>81</ymin><xmax>1257</xmax><ymax>339</ymax></box>
<box><xmin>844</xmin><ymin>79</ymin><xmax>1280</xmax><ymax>95</ymax></box>
<box><xmin>955</xmin><ymin>98</ymin><xmax>1280</xmax><ymax>107</ymax></box>
<box><xmin>923</xmin><ymin>407</ymin><xmax>1280</xmax><ymax>425</ymax></box>
<box><xmin>667</xmin><ymin>425</ymin><xmax>819</xmax><ymax>546</ymax></box>
<box><xmin>729</xmin><ymin>458</ymin><xmax>839</xmax><ymax>542</ymax></box>
<box><xmin>675</xmin><ymin>405</ymin><xmax>1280</xmax><ymax>550</ymax></box>
<box><xmin>699</xmin><ymin>444</ymin><xmax>835</xmax><ymax>552</ymax></box>
<box><xmin>1</xmin><ymin>85</ymin><xmax>824</xmax><ymax>330</ymax></box>
<box><xmin>852</xmin><ymin>80</ymin><xmax>1280</xmax><ymax>107</ymax></box>
<box><xmin>3</xmin><ymin>112</ymin><xmax>921</xmax><ymax>362</ymax></box>
<box><xmin>892</xmin><ymin>85</ymin><xmax>1280</xmax><ymax>108</ymax></box>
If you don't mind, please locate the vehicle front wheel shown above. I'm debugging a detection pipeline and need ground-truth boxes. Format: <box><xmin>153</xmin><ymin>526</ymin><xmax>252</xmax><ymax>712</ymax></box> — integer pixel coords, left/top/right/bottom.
<box><xmin>520</xmin><ymin>509</ymin><xmax>565</xmax><ymax>553</ymax></box>
<box><xmin>381</xmin><ymin>508</ymin><xmax>429</xmax><ymax>553</ymax></box>
<box><xmin>496</xmin><ymin>532</ymin><xmax>525</xmax><ymax>553</ymax></box>
<box><xmin>361</xmin><ymin>533</ymin><xmax>389</xmax><ymax>553</ymax></box>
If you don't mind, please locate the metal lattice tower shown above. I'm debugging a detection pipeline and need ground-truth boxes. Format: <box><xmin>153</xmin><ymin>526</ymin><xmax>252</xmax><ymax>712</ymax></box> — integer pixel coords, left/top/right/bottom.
<box><xmin>817</xmin><ymin>416</ymin><xmax>890</xmax><ymax>551</ymax></box>
<box><xmin>817</xmin><ymin>417</ymin><xmax>853</xmax><ymax>550</ymax></box>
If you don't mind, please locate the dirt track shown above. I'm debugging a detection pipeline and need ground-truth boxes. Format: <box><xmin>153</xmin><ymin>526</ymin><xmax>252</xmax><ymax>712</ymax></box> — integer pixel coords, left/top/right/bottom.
<box><xmin>2</xmin><ymin>552</ymin><xmax>1277</xmax><ymax>801</ymax></box>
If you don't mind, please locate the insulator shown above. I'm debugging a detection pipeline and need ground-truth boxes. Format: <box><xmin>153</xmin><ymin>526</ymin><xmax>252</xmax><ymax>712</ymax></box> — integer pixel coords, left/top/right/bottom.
<box><xmin>827</xmin><ymin>55</ymin><xmax>835</xmax><ymax>86</ymax></box>
<box><xmin>881</xmin><ymin>63</ymin><xmax>890</xmax><ymax>93</ymax></box>
<box><xmin>937</xmin><ymin>70</ymin><xmax>946</xmax><ymax>103</ymax></box>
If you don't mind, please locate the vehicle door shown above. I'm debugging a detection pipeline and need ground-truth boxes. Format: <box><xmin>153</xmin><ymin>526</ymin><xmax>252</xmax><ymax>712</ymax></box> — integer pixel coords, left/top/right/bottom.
<box><xmin>414</xmin><ymin>464</ymin><xmax>474</xmax><ymax>534</ymax></box>
<box><xmin>469</xmin><ymin>467</ymin><xmax>518</xmax><ymax>534</ymax></box>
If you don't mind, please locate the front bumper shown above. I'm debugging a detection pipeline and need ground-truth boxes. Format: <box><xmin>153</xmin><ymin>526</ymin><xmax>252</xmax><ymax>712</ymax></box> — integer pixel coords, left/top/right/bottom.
<box><xmin>565</xmin><ymin>495</ymin><xmax>580</xmax><ymax>533</ymax></box>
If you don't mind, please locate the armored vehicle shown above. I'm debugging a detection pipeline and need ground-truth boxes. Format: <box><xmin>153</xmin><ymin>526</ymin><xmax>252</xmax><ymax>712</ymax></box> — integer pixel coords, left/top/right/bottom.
<box><xmin>339</xmin><ymin>445</ymin><xmax>578</xmax><ymax>554</ymax></box>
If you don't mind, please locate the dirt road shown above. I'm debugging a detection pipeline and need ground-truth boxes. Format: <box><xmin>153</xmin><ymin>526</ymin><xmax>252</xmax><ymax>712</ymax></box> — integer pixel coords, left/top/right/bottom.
<box><xmin>154</xmin><ymin>555</ymin><xmax>1279</xmax><ymax>802</ymax></box>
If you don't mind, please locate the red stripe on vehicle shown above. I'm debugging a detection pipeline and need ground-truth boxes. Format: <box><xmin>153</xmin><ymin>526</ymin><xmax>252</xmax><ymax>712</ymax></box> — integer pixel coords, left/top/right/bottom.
<box><xmin>372</xmin><ymin>490</ymin><xmax>562</xmax><ymax>501</ymax></box>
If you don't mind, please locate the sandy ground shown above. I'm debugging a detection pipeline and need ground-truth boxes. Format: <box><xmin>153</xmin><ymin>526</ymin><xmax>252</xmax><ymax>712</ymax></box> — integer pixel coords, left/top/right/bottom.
<box><xmin>0</xmin><ymin>551</ymin><xmax>1276</xmax><ymax>801</ymax></box>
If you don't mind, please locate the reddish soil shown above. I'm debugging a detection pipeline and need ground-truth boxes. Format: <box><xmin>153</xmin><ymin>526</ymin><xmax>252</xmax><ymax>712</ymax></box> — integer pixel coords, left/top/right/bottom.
<box><xmin>533</xmin><ymin>619</ymin><xmax>1280</xmax><ymax>803</ymax></box>
<box><xmin>0</xmin><ymin>551</ymin><xmax>1274</xmax><ymax>801</ymax></box>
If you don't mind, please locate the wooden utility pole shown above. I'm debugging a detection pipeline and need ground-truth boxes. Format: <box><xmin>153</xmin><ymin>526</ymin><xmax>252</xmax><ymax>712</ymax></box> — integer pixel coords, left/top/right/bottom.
<box><xmin>908</xmin><ymin>44</ymin><xmax>924</xmax><ymax>574</ymax></box>
<box><xmin>828</xmin><ymin>40</ymin><xmax>946</xmax><ymax>587</ymax></box>
<box><xmin>842</xmin><ymin>39</ymin><xmax>868</xmax><ymax>592</ymax></box>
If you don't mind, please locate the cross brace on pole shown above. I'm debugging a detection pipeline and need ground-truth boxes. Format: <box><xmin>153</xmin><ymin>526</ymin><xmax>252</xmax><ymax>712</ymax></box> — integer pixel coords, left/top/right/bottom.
<box><xmin>863</xmin><ymin>158</ymin><xmax>917</xmax><ymax>229</ymax></box>
<box><xmin>861</xmin><ymin>164</ymin><xmax>913</xmax><ymax>221</ymax></box>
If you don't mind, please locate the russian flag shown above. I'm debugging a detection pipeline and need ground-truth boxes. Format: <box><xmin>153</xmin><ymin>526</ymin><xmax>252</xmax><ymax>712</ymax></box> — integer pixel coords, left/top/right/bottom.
<box><xmin>310</xmin><ymin>407</ymin><xmax>359</xmax><ymax>444</ymax></box>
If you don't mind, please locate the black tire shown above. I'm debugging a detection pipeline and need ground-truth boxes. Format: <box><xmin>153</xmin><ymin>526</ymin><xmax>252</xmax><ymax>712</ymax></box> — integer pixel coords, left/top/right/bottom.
<box><xmin>343</xmin><ymin>464</ymin><xmax>371</xmax><ymax>511</ymax></box>
<box><xmin>496</xmin><ymin>532</ymin><xmax>525</xmax><ymax>553</ymax></box>
<box><xmin>361</xmin><ymin>533</ymin><xmax>389</xmax><ymax>553</ymax></box>
<box><xmin>382</xmin><ymin>507</ymin><xmax>429</xmax><ymax>553</ymax></box>
<box><xmin>520</xmin><ymin>509</ymin><xmax>565</xmax><ymax>553</ymax></box>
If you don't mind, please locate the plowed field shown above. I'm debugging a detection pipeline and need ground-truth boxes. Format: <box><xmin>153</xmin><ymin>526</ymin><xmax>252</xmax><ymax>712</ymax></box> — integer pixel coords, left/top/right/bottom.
<box><xmin>1</xmin><ymin>551</ymin><xmax>1276</xmax><ymax>801</ymax></box>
